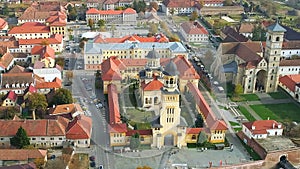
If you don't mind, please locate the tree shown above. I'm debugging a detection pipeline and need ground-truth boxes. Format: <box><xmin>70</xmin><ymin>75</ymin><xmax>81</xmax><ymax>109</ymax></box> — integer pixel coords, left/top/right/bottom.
<box><xmin>194</xmin><ymin>114</ymin><xmax>204</xmax><ymax>127</ymax></box>
<box><xmin>133</xmin><ymin>0</ymin><xmax>146</xmax><ymax>13</ymax></box>
<box><xmin>2</xmin><ymin>107</ymin><xmax>19</xmax><ymax>119</ymax></box>
<box><xmin>223</xmin><ymin>0</ymin><xmax>233</xmax><ymax>6</ymax></box>
<box><xmin>28</xmin><ymin>93</ymin><xmax>48</xmax><ymax>112</ymax></box>
<box><xmin>97</xmin><ymin>19</ymin><xmax>106</xmax><ymax>27</ymax></box>
<box><xmin>203</xmin><ymin>50</ymin><xmax>214</xmax><ymax>66</ymax></box>
<box><xmin>65</xmin><ymin>71</ymin><xmax>73</xmax><ymax>81</ymax></box>
<box><xmin>190</xmin><ymin>11</ymin><xmax>198</xmax><ymax>21</ymax></box>
<box><xmin>34</xmin><ymin>158</ymin><xmax>45</xmax><ymax>169</ymax></box>
<box><xmin>234</xmin><ymin>84</ymin><xmax>243</xmax><ymax>97</ymax></box>
<box><xmin>130</xmin><ymin>132</ymin><xmax>140</xmax><ymax>149</ymax></box>
<box><xmin>149</xmin><ymin>23</ymin><xmax>158</xmax><ymax>34</ymax></box>
<box><xmin>149</xmin><ymin>2</ymin><xmax>159</xmax><ymax>11</ymax></box>
<box><xmin>88</xmin><ymin>18</ymin><xmax>94</xmax><ymax>30</ymax></box>
<box><xmin>55</xmin><ymin>57</ymin><xmax>64</xmax><ymax>68</ymax></box>
<box><xmin>2</xmin><ymin>3</ymin><xmax>9</xmax><ymax>16</ymax></box>
<box><xmin>41</xmin><ymin>40</ymin><xmax>49</xmax><ymax>46</ymax></box>
<box><xmin>10</xmin><ymin>127</ymin><xmax>30</xmax><ymax>149</ymax></box>
<box><xmin>51</xmin><ymin>88</ymin><xmax>73</xmax><ymax>106</ymax></box>
<box><xmin>197</xmin><ymin>131</ymin><xmax>207</xmax><ymax>145</ymax></box>
<box><xmin>169</xmin><ymin>8</ymin><xmax>175</xmax><ymax>15</ymax></box>
<box><xmin>251</xmin><ymin>25</ymin><xmax>266</xmax><ymax>41</ymax></box>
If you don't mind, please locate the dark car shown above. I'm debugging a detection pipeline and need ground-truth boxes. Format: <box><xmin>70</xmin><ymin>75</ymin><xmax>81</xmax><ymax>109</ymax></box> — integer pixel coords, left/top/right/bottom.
<box><xmin>99</xmin><ymin>165</ymin><xmax>103</xmax><ymax>169</ymax></box>
<box><xmin>89</xmin><ymin>156</ymin><xmax>95</xmax><ymax>161</ymax></box>
<box><xmin>90</xmin><ymin>161</ymin><xmax>96</xmax><ymax>167</ymax></box>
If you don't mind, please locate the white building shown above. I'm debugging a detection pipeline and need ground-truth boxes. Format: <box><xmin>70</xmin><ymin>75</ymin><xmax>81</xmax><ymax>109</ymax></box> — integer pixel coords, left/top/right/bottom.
<box><xmin>279</xmin><ymin>74</ymin><xmax>300</xmax><ymax>102</ymax></box>
<box><xmin>242</xmin><ymin>120</ymin><xmax>283</xmax><ymax>139</ymax></box>
<box><xmin>281</xmin><ymin>41</ymin><xmax>300</xmax><ymax>58</ymax></box>
<box><xmin>0</xmin><ymin>18</ymin><xmax>8</xmax><ymax>36</ymax></box>
<box><xmin>33</xmin><ymin>68</ymin><xmax>62</xmax><ymax>82</ymax></box>
<box><xmin>8</xmin><ymin>22</ymin><xmax>51</xmax><ymax>40</ymax></box>
<box><xmin>279</xmin><ymin>59</ymin><xmax>300</xmax><ymax>76</ymax></box>
<box><xmin>180</xmin><ymin>21</ymin><xmax>209</xmax><ymax>43</ymax></box>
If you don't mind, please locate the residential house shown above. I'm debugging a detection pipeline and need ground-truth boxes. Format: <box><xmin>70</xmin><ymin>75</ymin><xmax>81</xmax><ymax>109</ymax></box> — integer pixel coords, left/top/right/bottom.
<box><xmin>84</xmin><ymin>42</ymin><xmax>187</xmax><ymax>70</ymax></box>
<box><xmin>0</xmin><ymin>115</ymin><xmax>92</xmax><ymax>148</ymax></box>
<box><xmin>102</xmin><ymin>0</ymin><xmax>133</xmax><ymax>10</ymax></box>
<box><xmin>0</xmin><ymin>36</ymin><xmax>19</xmax><ymax>53</ymax></box>
<box><xmin>0</xmin><ymin>149</ymin><xmax>47</xmax><ymax>167</ymax></box>
<box><xmin>162</xmin><ymin>0</ymin><xmax>196</xmax><ymax>16</ymax></box>
<box><xmin>1</xmin><ymin>91</ymin><xmax>18</xmax><ymax>107</ymax></box>
<box><xmin>0</xmin><ymin>52</ymin><xmax>15</xmax><ymax>72</ymax></box>
<box><xmin>279</xmin><ymin>60</ymin><xmax>300</xmax><ymax>76</ymax></box>
<box><xmin>46</xmin><ymin>11</ymin><xmax>67</xmax><ymax>37</ymax></box>
<box><xmin>31</xmin><ymin>45</ymin><xmax>56</xmax><ymax>68</ymax></box>
<box><xmin>279</xmin><ymin>74</ymin><xmax>300</xmax><ymax>102</ymax></box>
<box><xmin>281</xmin><ymin>41</ymin><xmax>300</xmax><ymax>58</ymax></box>
<box><xmin>180</xmin><ymin>21</ymin><xmax>209</xmax><ymax>43</ymax></box>
<box><xmin>8</xmin><ymin>22</ymin><xmax>51</xmax><ymax>40</ymax></box>
<box><xmin>220</xmin><ymin>26</ymin><xmax>249</xmax><ymax>42</ymax></box>
<box><xmin>35</xmin><ymin>77</ymin><xmax>62</xmax><ymax>94</ymax></box>
<box><xmin>242</xmin><ymin>120</ymin><xmax>283</xmax><ymax>139</ymax></box>
<box><xmin>237</xmin><ymin>23</ymin><xmax>254</xmax><ymax>38</ymax></box>
<box><xmin>185</xmin><ymin>128</ymin><xmax>202</xmax><ymax>144</ymax></box>
<box><xmin>18</xmin><ymin>34</ymin><xmax>64</xmax><ymax>53</ymax></box>
<box><xmin>65</xmin><ymin>115</ymin><xmax>92</xmax><ymax>148</ymax></box>
<box><xmin>125</xmin><ymin>129</ymin><xmax>152</xmax><ymax>145</ymax></box>
<box><xmin>0</xmin><ymin>72</ymin><xmax>36</xmax><ymax>95</ymax></box>
<box><xmin>86</xmin><ymin>8</ymin><xmax>137</xmax><ymax>25</ymax></box>
<box><xmin>48</xmin><ymin>103</ymin><xmax>84</xmax><ymax>120</ymax></box>
<box><xmin>202</xmin><ymin>0</ymin><xmax>224</xmax><ymax>6</ymax></box>
<box><xmin>0</xmin><ymin>163</ymin><xmax>36</xmax><ymax>169</ymax></box>
<box><xmin>0</xmin><ymin>18</ymin><xmax>8</xmax><ymax>36</ymax></box>
<box><xmin>86</xmin><ymin>0</ymin><xmax>103</xmax><ymax>8</ymax></box>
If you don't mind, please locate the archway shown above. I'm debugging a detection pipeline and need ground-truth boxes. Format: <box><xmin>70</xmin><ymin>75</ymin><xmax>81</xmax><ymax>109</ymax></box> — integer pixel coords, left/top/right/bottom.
<box><xmin>164</xmin><ymin>134</ymin><xmax>174</xmax><ymax>146</ymax></box>
<box><xmin>255</xmin><ymin>70</ymin><xmax>267</xmax><ymax>92</ymax></box>
<box><xmin>280</xmin><ymin>155</ymin><xmax>287</xmax><ymax>162</ymax></box>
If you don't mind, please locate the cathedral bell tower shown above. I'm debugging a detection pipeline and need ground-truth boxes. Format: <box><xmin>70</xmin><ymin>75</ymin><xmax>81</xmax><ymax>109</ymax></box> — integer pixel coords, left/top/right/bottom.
<box><xmin>264</xmin><ymin>21</ymin><xmax>286</xmax><ymax>93</ymax></box>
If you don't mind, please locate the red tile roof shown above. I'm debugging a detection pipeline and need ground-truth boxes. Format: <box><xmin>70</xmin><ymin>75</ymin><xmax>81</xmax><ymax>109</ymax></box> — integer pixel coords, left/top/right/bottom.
<box><xmin>35</xmin><ymin>77</ymin><xmax>62</xmax><ymax>89</ymax></box>
<box><xmin>5</xmin><ymin>91</ymin><xmax>17</xmax><ymax>102</ymax></box>
<box><xmin>49</xmin><ymin>103</ymin><xmax>83</xmax><ymax>116</ymax></box>
<box><xmin>279</xmin><ymin>59</ymin><xmax>300</xmax><ymax>66</ymax></box>
<box><xmin>186</xmin><ymin>128</ymin><xmax>202</xmax><ymax>134</ymax></box>
<box><xmin>0</xmin><ymin>18</ymin><xmax>8</xmax><ymax>30</ymax></box>
<box><xmin>0</xmin><ymin>119</ymin><xmax>66</xmax><ymax>137</ymax></box>
<box><xmin>143</xmin><ymin>78</ymin><xmax>163</xmax><ymax>91</ymax></box>
<box><xmin>8</xmin><ymin>65</ymin><xmax>25</xmax><ymax>73</ymax></box>
<box><xmin>126</xmin><ymin>129</ymin><xmax>152</xmax><ymax>136</ymax></box>
<box><xmin>187</xmin><ymin>82</ymin><xmax>227</xmax><ymax>131</ymax></box>
<box><xmin>0</xmin><ymin>149</ymin><xmax>47</xmax><ymax>161</ymax></box>
<box><xmin>243</xmin><ymin>120</ymin><xmax>281</xmax><ymax>135</ymax></box>
<box><xmin>163</xmin><ymin>0</ymin><xmax>197</xmax><ymax>8</ymax></box>
<box><xmin>109</xmin><ymin>123</ymin><xmax>127</xmax><ymax>133</ymax></box>
<box><xmin>108</xmin><ymin>84</ymin><xmax>121</xmax><ymax>125</ymax></box>
<box><xmin>95</xmin><ymin>34</ymin><xmax>169</xmax><ymax>43</ymax></box>
<box><xmin>279</xmin><ymin>74</ymin><xmax>300</xmax><ymax>92</ymax></box>
<box><xmin>0</xmin><ymin>52</ymin><xmax>14</xmax><ymax>69</ymax></box>
<box><xmin>31</xmin><ymin>45</ymin><xmax>55</xmax><ymax>59</ymax></box>
<box><xmin>282</xmin><ymin>41</ymin><xmax>300</xmax><ymax>49</ymax></box>
<box><xmin>101</xmin><ymin>56</ymin><xmax>126</xmax><ymax>81</ymax></box>
<box><xmin>181</xmin><ymin>21</ymin><xmax>209</xmax><ymax>35</ymax></box>
<box><xmin>24</xmin><ymin>85</ymin><xmax>37</xmax><ymax>95</ymax></box>
<box><xmin>66</xmin><ymin>115</ymin><xmax>92</xmax><ymax>139</ymax></box>
<box><xmin>18</xmin><ymin>34</ymin><xmax>62</xmax><ymax>45</ymax></box>
<box><xmin>86</xmin><ymin>8</ymin><xmax>136</xmax><ymax>15</ymax></box>
<box><xmin>120</xmin><ymin>58</ymin><xmax>148</xmax><ymax>67</ymax></box>
<box><xmin>8</xmin><ymin>22</ymin><xmax>50</xmax><ymax>34</ymax></box>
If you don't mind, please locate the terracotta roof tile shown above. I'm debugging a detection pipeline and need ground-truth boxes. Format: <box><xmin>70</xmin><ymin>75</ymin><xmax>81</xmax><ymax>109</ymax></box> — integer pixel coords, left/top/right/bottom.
<box><xmin>163</xmin><ymin>0</ymin><xmax>197</xmax><ymax>8</ymax></box>
<box><xmin>143</xmin><ymin>78</ymin><xmax>163</xmax><ymax>91</ymax></box>
<box><xmin>0</xmin><ymin>149</ymin><xmax>47</xmax><ymax>161</ymax></box>
<box><xmin>8</xmin><ymin>65</ymin><xmax>25</xmax><ymax>73</ymax></box>
<box><xmin>4</xmin><ymin>91</ymin><xmax>17</xmax><ymax>102</ymax></box>
<box><xmin>108</xmin><ymin>84</ymin><xmax>121</xmax><ymax>124</ymax></box>
<box><xmin>238</xmin><ymin>23</ymin><xmax>254</xmax><ymax>33</ymax></box>
<box><xmin>279</xmin><ymin>59</ymin><xmax>300</xmax><ymax>66</ymax></box>
<box><xmin>0</xmin><ymin>18</ymin><xmax>8</xmax><ymax>30</ymax></box>
<box><xmin>126</xmin><ymin>129</ymin><xmax>152</xmax><ymax>136</ymax></box>
<box><xmin>186</xmin><ymin>128</ymin><xmax>202</xmax><ymax>134</ymax></box>
<box><xmin>109</xmin><ymin>123</ymin><xmax>127</xmax><ymax>133</ymax></box>
<box><xmin>101</xmin><ymin>56</ymin><xmax>125</xmax><ymax>81</ymax></box>
<box><xmin>243</xmin><ymin>120</ymin><xmax>281</xmax><ymax>135</ymax></box>
<box><xmin>31</xmin><ymin>45</ymin><xmax>55</xmax><ymax>59</ymax></box>
<box><xmin>35</xmin><ymin>77</ymin><xmax>62</xmax><ymax>89</ymax></box>
<box><xmin>181</xmin><ymin>21</ymin><xmax>208</xmax><ymax>35</ymax></box>
<box><xmin>8</xmin><ymin>22</ymin><xmax>50</xmax><ymax>34</ymax></box>
<box><xmin>1</xmin><ymin>72</ymin><xmax>35</xmax><ymax>89</ymax></box>
<box><xmin>279</xmin><ymin>74</ymin><xmax>300</xmax><ymax>92</ymax></box>
<box><xmin>66</xmin><ymin>115</ymin><xmax>92</xmax><ymax>139</ymax></box>
<box><xmin>18</xmin><ymin>34</ymin><xmax>63</xmax><ymax>45</ymax></box>
<box><xmin>86</xmin><ymin>8</ymin><xmax>136</xmax><ymax>15</ymax></box>
<box><xmin>48</xmin><ymin>103</ymin><xmax>83</xmax><ymax>116</ymax></box>
<box><xmin>282</xmin><ymin>41</ymin><xmax>300</xmax><ymax>49</ymax></box>
<box><xmin>0</xmin><ymin>52</ymin><xmax>14</xmax><ymax>69</ymax></box>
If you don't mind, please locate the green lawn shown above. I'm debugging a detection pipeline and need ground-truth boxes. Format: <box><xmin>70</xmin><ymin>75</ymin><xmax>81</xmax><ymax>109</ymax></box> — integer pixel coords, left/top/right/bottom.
<box><xmin>129</xmin><ymin>121</ymin><xmax>151</xmax><ymax>130</ymax></box>
<box><xmin>238</xmin><ymin>106</ymin><xmax>256</xmax><ymax>121</ymax></box>
<box><xmin>181</xmin><ymin>106</ymin><xmax>194</xmax><ymax>127</ymax></box>
<box><xmin>126</xmin><ymin>108</ymin><xmax>154</xmax><ymax>123</ymax></box>
<box><xmin>250</xmin><ymin>103</ymin><xmax>300</xmax><ymax>123</ymax></box>
<box><xmin>268</xmin><ymin>89</ymin><xmax>290</xmax><ymax>99</ymax></box>
<box><xmin>237</xmin><ymin>136</ymin><xmax>261</xmax><ymax>160</ymax></box>
<box><xmin>229</xmin><ymin>121</ymin><xmax>240</xmax><ymax>126</ymax></box>
<box><xmin>241</xmin><ymin>94</ymin><xmax>260</xmax><ymax>101</ymax></box>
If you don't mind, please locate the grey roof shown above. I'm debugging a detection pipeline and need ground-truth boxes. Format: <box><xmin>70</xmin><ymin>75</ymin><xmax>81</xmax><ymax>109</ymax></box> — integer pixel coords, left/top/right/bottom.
<box><xmin>84</xmin><ymin>42</ymin><xmax>187</xmax><ymax>54</ymax></box>
<box><xmin>146</xmin><ymin>48</ymin><xmax>160</xmax><ymax>59</ymax></box>
<box><xmin>151</xmin><ymin>116</ymin><xmax>163</xmax><ymax>128</ymax></box>
<box><xmin>177</xmin><ymin>116</ymin><xmax>188</xmax><ymax>127</ymax></box>
<box><xmin>267</xmin><ymin>21</ymin><xmax>286</xmax><ymax>32</ymax></box>
<box><xmin>223</xmin><ymin>61</ymin><xmax>237</xmax><ymax>74</ymax></box>
<box><xmin>164</xmin><ymin>60</ymin><xmax>179</xmax><ymax>76</ymax></box>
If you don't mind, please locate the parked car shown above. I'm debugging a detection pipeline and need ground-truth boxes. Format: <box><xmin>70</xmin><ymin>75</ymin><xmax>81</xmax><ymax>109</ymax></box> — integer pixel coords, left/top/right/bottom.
<box><xmin>90</xmin><ymin>161</ymin><xmax>96</xmax><ymax>167</ymax></box>
<box><xmin>89</xmin><ymin>156</ymin><xmax>95</xmax><ymax>161</ymax></box>
<box><xmin>99</xmin><ymin>165</ymin><xmax>103</xmax><ymax>169</ymax></box>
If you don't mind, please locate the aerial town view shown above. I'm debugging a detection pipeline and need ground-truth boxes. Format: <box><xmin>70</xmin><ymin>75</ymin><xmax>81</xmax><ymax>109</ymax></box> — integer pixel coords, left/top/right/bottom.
<box><xmin>0</xmin><ymin>0</ymin><xmax>300</xmax><ymax>168</ymax></box>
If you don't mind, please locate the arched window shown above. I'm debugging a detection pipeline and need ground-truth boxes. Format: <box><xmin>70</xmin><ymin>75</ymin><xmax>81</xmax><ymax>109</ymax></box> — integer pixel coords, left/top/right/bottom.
<box><xmin>269</xmin><ymin>36</ymin><xmax>271</xmax><ymax>40</ymax></box>
<box><xmin>276</xmin><ymin>37</ymin><xmax>280</xmax><ymax>41</ymax></box>
<box><xmin>191</xmin><ymin>135</ymin><xmax>196</xmax><ymax>140</ymax></box>
<box><xmin>170</xmin><ymin>78</ymin><xmax>174</xmax><ymax>84</ymax></box>
<box><xmin>145</xmin><ymin>98</ymin><xmax>148</xmax><ymax>104</ymax></box>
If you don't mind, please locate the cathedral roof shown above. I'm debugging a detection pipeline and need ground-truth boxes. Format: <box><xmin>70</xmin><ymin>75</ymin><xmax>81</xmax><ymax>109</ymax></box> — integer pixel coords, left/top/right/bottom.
<box><xmin>164</xmin><ymin>60</ymin><xmax>179</xmax><ymax>76</ymax></box>
<box><xmin>146</xmin><ymin>48</ymin><xmax>160</xmax><ymax>59</ymax></box>
<box><xmin>142</xmin><ymin>78</ymin><xmax>163</xmax><ymax>91</ymax></box>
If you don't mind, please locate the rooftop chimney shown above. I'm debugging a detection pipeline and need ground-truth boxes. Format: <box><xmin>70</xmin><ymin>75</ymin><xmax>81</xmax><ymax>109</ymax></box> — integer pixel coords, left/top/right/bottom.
<box><xmin>66</xmin><ymin>107</ymin><xmax>69</xmax><ymax>111</ymax></box>
<box><xmin>252</xmin><ymin>125</ymin><xmax>255</xmax><ymax>130</ymax></box>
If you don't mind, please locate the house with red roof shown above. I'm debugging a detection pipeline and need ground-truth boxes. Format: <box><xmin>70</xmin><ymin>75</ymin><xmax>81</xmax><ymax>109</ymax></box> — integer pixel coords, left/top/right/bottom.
<box><xmin>94</xmin><ymin>34</ymin><xmax>169</xmax><ymax>43</ymax></box>
<box><xmin>185</xmin><ymin>128</ymin><xmax>203</xmax><ymax>143</ymax></box>
<box><xmin>0</xmin><ymin>52</ymin><xmax>15</xmax><ymax>72</ymax></box>
<box><xmin>8</xmin><ymin>22</ymin><xmax>51</xmax><ymax>40</ymax></box>
<box><xmin>180</xmin><ymin>21</ymin><xmax>209</xmax><ymax>43</ymax></box>
<box><xmin>31</xmin><ymin>45</ymin><xmax>56</xmax><ymax>68</ymax></box>
<box><xmin>242</xmin><ymin>120</ymin><xmax>283</xmax><ymax>139</ymax></box>
<box><xmin>86</xmin><ymin>8</ymin><xmax>137</xmax><ymax>25</ymax></box>
<box><xmin>18</xmin><ymin>34</ymin><xmax>63</xmax><ymax>53</ymax></box>
<box><xmin>140</xmin><ymin>77</ymin><xmax>164</xmax><ymax>108</ymax></box>
<box><xmin>0</xmin><ymin>18</ymin><xmax>8</xmax><ymax>36</ymax></box>
<box><xmin>35</xmin><ymin>77</ymin><xmax>62</xmax><ymax>94</ymax></box>
<box><xmin>48</xmin><ymin>103</ymin><xmax>84</xmax><ymax>120</ymax></box>
<box><xmin>279</xmin><ymin>74</ymin><xmax>300</xmax><ymax>102</ymax></box>
<box><xmin>1</xmin><ymin>91</ymin><xmax>18</xmax><ymax>107</ymax></box>
<box><xmin>162</xmin><ymin>0</ymin><xmax>197</xmax><ymax>16</ymax></box>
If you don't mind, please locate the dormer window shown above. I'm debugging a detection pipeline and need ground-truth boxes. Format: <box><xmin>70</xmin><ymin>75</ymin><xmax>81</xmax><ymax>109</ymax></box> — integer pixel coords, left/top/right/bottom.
<box><xmin>5</xmin><ymin>84</ymin><xmax>9</xmax><ymax>88</ymax></box>
<box><xmin>21</xmin><ymin>83</ymin><xmax>25</xmax><ymax>87</ymax></box>
<box><xmin>12</xmin><ymin>84</ymin><xmax>15</xmax><ymax>88</ymax></box>
<box><xmin>25</xmin><ymin>83</ymin><xmax>29</xmax><ymax>87</ymax></box>
<box><xmin>16</xmin><ymin>83</ymin><xmax>20</xmax><ymax>88</ymax></box>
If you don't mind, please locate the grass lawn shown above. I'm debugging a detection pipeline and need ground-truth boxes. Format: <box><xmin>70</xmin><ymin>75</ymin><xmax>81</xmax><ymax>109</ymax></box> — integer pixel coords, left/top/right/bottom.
<box><xmin>237</xmin><ymin>136</ymin><xmax>261</xmax><ymax>160</ymax></box>
<box><xmin>171</xmin><ymin>16</ymin><xmax>189</xmax><ymax>24</ymax></box>
<box><xmin>129</xmin><ymin>121</ymin><xmax>151</xmax><ymax>130</ymax></box>
<box><xmin>268</xmin><ymin>88</ymin><xmax>290</xmax><ymax>99</ymax></box>
<box><xmin>250</xmin><ymin>103</ymin><xmax>300</xmax><ymax>122</ymax></box>
<box><xmin>241</xmin><ymin>94</ymin><xmax>260</xmax><ymax>101</ymax></box>
<box><xmin>181</xmin><ymin>106</ymin><xmax>194</xmax><ymax>127</ymax></box>
<box><xmin>238</xmin><ymin>106</ymin><xmax>256</xmax><ymax>121</ymax></box>
<box><xmin>68</xmin><ymin>153</ymin><xmax>89</xmax><ymax>169</ymax></box>
<box><xmin>126</xmin><ymin>108</ymin><xmax>154</xmax><ymax>123</ymax></box>
<box><xmin>229</xmin><ymin>121</ymin><xmax>240</xmax><ymax>126</ymax></box>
